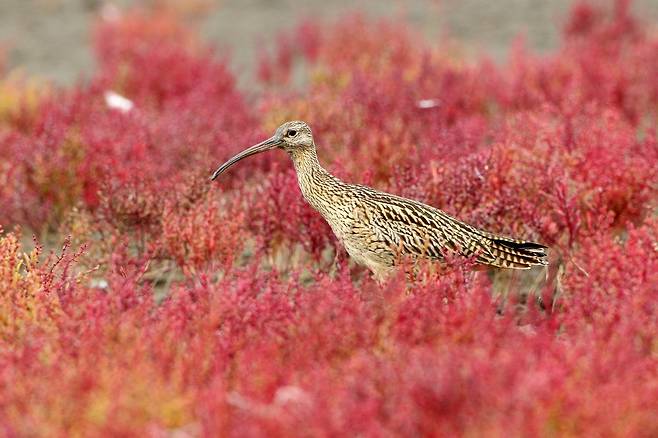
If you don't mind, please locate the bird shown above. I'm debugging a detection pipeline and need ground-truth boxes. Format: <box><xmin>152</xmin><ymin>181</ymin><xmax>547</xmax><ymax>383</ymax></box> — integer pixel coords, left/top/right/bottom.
<box><xmin>211</xmin><ymin>121</ymin><xmax>548</xmax><ymax>281</ymax></box>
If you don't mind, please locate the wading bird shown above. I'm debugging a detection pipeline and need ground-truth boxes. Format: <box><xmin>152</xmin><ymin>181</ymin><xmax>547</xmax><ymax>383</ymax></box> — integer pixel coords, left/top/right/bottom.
<box><xmin>211</xmin><ymin>121</ymin><xmax>547</xmax><ymax>281</ymax></box>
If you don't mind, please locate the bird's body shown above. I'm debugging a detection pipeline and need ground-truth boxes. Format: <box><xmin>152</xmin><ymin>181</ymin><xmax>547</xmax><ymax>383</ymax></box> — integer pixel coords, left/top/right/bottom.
<box><xmin>212</xmin><ymin>121</ymin><xmax>547</xmax><ymax>281</ymax></box>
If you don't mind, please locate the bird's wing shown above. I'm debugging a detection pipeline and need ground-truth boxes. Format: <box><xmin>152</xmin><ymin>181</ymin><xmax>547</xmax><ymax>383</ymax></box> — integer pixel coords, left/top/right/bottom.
<box><xmin>354</xmin><ymin>187</ymin><xmax>547</xmax><ymax>269</ymax></box>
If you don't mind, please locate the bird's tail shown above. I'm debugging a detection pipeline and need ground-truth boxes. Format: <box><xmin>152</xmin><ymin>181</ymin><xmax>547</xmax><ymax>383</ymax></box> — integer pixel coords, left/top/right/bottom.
<box><xmin>477</xmin><ymin>233</ymin><xmax>548</xmax><ymax>269</ymax></box>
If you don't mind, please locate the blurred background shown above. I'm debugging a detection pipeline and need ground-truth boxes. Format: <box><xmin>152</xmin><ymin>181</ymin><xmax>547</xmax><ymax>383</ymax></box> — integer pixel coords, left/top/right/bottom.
<box><xmin>2</xmin><ymin>0</ymin><xmax>657</xmax><ymax>87</ymax></box>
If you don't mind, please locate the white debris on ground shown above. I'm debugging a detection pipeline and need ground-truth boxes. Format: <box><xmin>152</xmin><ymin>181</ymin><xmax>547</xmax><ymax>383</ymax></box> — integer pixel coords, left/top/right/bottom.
<box><xmin>274</xmin><ymin>385</ymin><xmax>311</xmax><ymax>406</ymax></box>
<box><xmin>90</xmin><ymin>278</ymin><xmax>109</xmax><ymax>290</ymax></box>
<box><xmin>104</xmin><ymin>90</ymin><xmax>134</xmax><ymax>113</ymax></box>
<box><xmin>417</xmin><ymin>98</ymin><xmax>440</xmax><ymax>109</ymax></box>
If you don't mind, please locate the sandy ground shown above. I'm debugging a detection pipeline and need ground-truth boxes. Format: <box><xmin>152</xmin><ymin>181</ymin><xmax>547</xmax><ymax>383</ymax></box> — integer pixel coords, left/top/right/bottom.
<box><xmin>1</xmin><ymin>0</ymin><xmax>657</xmax><ymax>87</ymax></box>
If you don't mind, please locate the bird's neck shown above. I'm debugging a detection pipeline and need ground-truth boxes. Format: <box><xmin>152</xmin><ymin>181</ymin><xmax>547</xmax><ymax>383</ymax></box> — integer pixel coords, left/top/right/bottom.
<box><xmin>289</xmin><ymin>146</ymin><xmax>341</xmax><ymax>214</ymax></box>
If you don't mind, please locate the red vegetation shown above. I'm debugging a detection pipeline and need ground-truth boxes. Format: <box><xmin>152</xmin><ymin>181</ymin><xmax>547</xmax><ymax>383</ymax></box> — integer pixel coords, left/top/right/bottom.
<box><xmin>0</xmin><ymin>1</ymin><xmax>657</xmax><ymax>435</ymax></box>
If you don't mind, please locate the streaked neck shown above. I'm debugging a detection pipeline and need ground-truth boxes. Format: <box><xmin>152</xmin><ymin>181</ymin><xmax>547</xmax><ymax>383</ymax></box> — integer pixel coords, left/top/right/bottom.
<box><xmin>290</xmin><ymin>146</ymin><xmax>322</xmax><ymax>175</ymax></box>
<box><xmin>289</xmin><ymin>146</ymin><xmax>339</xmax><ymax>213</ymax></box>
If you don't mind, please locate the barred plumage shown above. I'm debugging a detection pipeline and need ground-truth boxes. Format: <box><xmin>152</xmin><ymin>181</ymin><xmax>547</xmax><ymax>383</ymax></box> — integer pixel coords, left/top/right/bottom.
<box><xmin>212</xmin><ymin>121</ymin><xmax>548</xmax><ymax>281</ymax></box>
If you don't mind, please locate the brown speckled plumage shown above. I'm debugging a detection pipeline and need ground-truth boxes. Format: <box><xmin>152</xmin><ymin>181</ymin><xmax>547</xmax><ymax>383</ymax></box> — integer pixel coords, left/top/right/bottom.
<box><xmin>212</xmin><ymin>121</ymin><xmax>548</xmax><ymax>281</ymax></box>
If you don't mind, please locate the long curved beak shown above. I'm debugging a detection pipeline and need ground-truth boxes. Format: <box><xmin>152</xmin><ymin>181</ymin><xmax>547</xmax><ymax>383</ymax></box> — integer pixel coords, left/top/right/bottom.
<box><xmin>210</xmin><ymin>136</ymin><xmax>282</xmax><ymax>180</ymax></box>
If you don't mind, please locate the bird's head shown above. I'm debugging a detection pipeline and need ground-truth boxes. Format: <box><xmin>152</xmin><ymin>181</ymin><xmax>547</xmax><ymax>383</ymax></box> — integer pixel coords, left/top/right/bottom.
<box><xmin>210</xmin><ymin>120</ymin><xmax>313</xmax><ymax>180</ymax></box>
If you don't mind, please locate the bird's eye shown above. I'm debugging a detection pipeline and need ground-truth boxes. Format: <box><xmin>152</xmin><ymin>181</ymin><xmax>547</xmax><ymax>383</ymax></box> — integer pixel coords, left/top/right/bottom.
<box><xmin>288</xmin><ymin>130</ymin><xmax>297</xmax><ymax>137</ymax></box>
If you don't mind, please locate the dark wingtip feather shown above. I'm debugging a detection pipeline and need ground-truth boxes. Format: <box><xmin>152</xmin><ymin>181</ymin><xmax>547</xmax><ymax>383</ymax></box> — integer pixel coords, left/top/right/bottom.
<box><xmin>495</xmin><ymin>239</ymin><xmax>547</xmax><ymax>252</ymax></box>
<box><xmin>491</xmin><ymin>238</ymin><xmax>549</xmax><ymax>267</ymax></box>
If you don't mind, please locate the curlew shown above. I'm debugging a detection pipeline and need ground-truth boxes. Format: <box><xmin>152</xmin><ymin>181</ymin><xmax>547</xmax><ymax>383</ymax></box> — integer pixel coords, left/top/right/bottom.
<box><xmin>211</xmin><ymin>121</ymin><xmax>547</xmax><ymax>281</ymax></box>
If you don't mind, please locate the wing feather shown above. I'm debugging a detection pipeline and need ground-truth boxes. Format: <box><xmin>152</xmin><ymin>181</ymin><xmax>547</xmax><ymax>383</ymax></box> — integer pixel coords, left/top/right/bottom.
<box><xmin>353</xmin><ymin>187</ymin><xmax>548</xmax><ymax>269</ymax></box>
